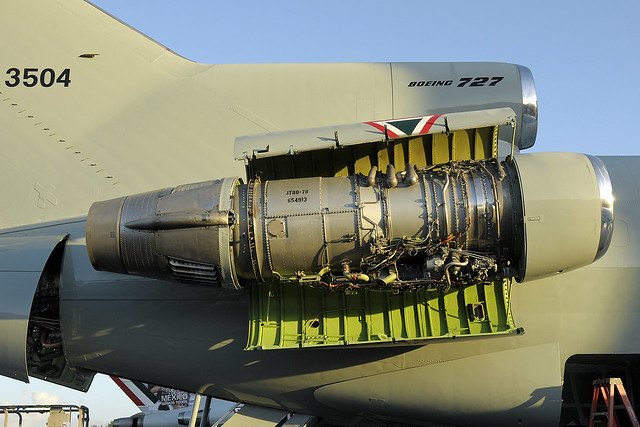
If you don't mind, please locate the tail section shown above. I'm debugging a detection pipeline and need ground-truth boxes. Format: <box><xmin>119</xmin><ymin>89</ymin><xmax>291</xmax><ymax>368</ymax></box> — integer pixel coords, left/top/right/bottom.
<box><xmin>0</xmin><ymin>0</ymin><xmax>219</xmax><ymax>229</ymax></box>
<box><xmin>0</xmin><ymin>0</ymin><xmax>534</xmax><ymax>231</ymax></box>
<box><xmin>111</xmin><ymin>376</ymin><xmax>193</xmax><ymax>413</ymax></box>
<box><xmin>0</xmin><ymin>0</ymin><xmax>386</xmax><ymax>229</ymax></box>
<box><xmin>111</xmin><ymin>376</ymin><xmax>240</xmax><ymax>427</ymax></box>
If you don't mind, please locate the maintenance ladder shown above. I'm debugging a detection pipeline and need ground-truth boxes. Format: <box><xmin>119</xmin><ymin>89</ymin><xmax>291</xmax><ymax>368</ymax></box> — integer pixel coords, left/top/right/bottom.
<box><xmin>589</xmin><ymin>378</ymin><xmax>640</xmax><ymax>427</ymax></box>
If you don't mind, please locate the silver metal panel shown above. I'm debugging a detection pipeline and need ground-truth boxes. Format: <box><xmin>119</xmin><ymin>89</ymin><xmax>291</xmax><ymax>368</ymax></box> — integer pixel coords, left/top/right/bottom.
<box><xmin>267</xmin><ymin>216</ymin><xmax>325</xmax><ymax>274</ymax></box>
<box><xmin>386</xmin><ymin>181</ymin><xmax>427</xmax><ymax>240</ymax></box>
<box><xmin>156</xmin><ymin>229</ymin><xmax>217</xmax><ymax>265</ymax></box>
<box><xmin>119</xmin><ymin>189</ymin><xmax>166</xmax><ymax>277</ymax></box>
<box><xmin>323</xmin><ymin>213</ymin><xmax>360</xmax><ymax>266</ymax></box>
<box><xmin>0</xmin><ymin>234</ymin><xmax>66</xmax><ymax>382</ymax></box>
<box><xmin>586</xmin><ymin>155</ymin><xmax>615</xmax><ymax>261</ymax></box>
<box><xmin>517</xmin><ymin>65</ymin><xmax>538</xmax><ymax>149</ymax></box>
<box><xmin>218</xmin><ymin>224</ymin><xmax>240</xmax><ymax>289</ymax></box>
<box><xmin>320</xmin><ymin>176</ymin><xmax>356</xmax><ymax>212</ymax></box>
<box><xmin>358</xmin><ymin>185</ymin><xmax>384</xmax><ymax>244</ymax></box>
<box><xmin>157</xmin><ymin>181</ymin><xmax>220</xmax><ymax>214</ymax></box>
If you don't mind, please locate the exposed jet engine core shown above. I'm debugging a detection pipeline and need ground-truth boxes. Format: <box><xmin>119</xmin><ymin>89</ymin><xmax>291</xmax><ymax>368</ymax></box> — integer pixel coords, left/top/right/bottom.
<box><xmin>86</xmin><ymin>153</ymin><xmax>613</xmax><ymax>290</ymax></box>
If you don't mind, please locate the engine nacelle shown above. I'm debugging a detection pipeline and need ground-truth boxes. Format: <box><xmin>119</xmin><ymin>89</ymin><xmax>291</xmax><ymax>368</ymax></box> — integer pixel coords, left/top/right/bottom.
<box><xmin>86</xmin><ymin>153</ymin><xmax>613</xmax><ymax>290</ymax></box>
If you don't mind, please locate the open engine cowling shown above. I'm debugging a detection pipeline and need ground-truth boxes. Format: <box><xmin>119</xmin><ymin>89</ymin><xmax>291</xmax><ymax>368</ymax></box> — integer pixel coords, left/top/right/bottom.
<box><xmin>86</xmin><ymin>152</ymin><xmax>613</xmax><ymax>290</ymax></box>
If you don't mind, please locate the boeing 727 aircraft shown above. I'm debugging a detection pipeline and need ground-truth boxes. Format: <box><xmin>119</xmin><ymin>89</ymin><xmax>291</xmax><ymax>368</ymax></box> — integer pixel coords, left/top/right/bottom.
<box><xmin>0</xmin><ymin>1</ymin><xmax>635</xmax><ymax>426</ymax></box>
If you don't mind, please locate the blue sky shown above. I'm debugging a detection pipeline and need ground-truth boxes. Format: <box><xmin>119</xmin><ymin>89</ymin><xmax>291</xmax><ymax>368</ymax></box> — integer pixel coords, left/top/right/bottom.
<box><xmin>1</xmin><ymin>1</ymin><xmax>638</xmax><ymax>425</ymax></box>
<box><xmin>89</xmin><ymin>0</ymin><xmax>640</xmax><ymax>156</ymax></box>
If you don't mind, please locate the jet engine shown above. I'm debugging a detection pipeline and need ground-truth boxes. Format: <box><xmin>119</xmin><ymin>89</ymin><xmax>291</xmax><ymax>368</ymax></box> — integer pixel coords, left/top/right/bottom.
<box><xmin>86</xmin><ymin>152</ymin><xmax>613</xmax><ymax>290</ymax></box>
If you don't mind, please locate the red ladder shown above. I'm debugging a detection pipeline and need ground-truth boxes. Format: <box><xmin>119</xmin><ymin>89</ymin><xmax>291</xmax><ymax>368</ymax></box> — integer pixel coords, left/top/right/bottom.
<box><xmin>589</xmin><ymin>378</ymin><xmax>640</xmax><ymax>427</ymax></box>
